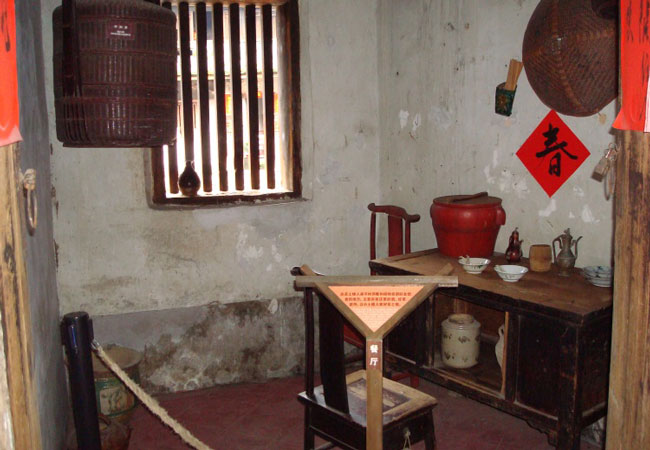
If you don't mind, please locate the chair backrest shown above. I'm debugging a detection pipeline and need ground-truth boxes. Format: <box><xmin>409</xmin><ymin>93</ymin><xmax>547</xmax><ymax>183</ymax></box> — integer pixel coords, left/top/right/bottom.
<box><xmin>368</xmin><ymin>203</ymin><xmax>421</xmax><ymax>260</ymax></box>
<box><xmin>292</xmin><ymin>265</ymin><xmax>350</xmax><ymax>415</ymax></box>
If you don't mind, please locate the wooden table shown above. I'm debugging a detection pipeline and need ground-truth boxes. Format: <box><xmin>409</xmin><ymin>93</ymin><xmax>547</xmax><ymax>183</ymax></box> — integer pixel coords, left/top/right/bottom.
<box><xmin>370</xmin><ymin>249</ymin><xmax>612</xmax><ymax>450</ymax></box>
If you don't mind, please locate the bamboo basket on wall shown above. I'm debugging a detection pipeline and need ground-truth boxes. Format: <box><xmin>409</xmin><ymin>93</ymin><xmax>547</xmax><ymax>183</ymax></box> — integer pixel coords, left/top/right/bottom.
<box><xmin>53</xmin><ymin>0</ymin><xmax>177</xmax><ymax>147</ymax></box>
<box><xmin>522</xmin><ymin>0</ymin><xmax>617</xmax><ymax>117</ymax></box>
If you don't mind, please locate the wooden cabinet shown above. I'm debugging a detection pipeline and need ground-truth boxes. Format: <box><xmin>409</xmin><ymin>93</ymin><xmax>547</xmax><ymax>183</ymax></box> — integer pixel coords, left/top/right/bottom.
<box><xmin>372</xmin><ymin>249</ymin><xmax>612</xmax><ymax>450</ymax></box>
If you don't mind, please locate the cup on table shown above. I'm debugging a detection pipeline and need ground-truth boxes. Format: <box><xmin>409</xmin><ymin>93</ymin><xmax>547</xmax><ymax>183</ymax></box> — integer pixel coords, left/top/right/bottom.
<box><xmin>529</xmin><ymin>244</ymin><xmax>552</xmax><ymax>272</ymax></box>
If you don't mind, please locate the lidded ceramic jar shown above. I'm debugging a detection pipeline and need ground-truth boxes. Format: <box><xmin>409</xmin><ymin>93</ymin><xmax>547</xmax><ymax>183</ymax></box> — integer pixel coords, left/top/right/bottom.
<box><xmin>441</xmin><ymin>314</ymin><xmax>481</xmax><ymax>369</ymax></box>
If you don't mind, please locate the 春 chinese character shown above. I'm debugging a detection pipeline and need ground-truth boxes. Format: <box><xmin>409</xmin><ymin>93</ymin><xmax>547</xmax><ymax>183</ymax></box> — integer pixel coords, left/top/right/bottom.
<box><xmin>535</xmin><ymin>123</ymin><xmax>576</xmax><ymax>176</ymax></box>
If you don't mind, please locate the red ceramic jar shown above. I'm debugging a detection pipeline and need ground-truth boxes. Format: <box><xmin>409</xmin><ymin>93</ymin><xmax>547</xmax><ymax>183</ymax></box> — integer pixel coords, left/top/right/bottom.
<box><xmin>430</xmin><ymin>194</ymin><xmax>506</xmax><ymax>258</ymax></box>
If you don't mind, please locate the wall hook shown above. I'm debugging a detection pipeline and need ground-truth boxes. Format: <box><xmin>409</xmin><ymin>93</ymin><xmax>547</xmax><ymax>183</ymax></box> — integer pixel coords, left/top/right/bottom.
<box><xmin>21</xmin><ymin>168</ymin><xmax>37</xmax><ymax>234</ymax></box>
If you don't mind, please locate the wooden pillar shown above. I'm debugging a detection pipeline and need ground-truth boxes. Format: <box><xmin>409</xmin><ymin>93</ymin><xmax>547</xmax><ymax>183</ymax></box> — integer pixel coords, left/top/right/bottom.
<box><xmin>0</xmin><ymin>145</ymin><xmax>42</xmax><ymax>449</ymax></box>
<box><xmin>606</xmin><ymin>130</ymin><xmax>650</xmax><ymax>449</ymax></box>
<box><xmin>366</xmin><ymin>339</ymin><xmax>383</xmax><ymax>450</ymax></box>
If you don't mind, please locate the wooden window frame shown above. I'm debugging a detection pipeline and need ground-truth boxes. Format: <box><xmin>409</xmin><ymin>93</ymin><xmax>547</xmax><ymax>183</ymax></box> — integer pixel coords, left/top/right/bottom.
<box><xmin>149</xmin><ymin>0</ymin><xmax>301</xmax><ymax>207</ymax></box>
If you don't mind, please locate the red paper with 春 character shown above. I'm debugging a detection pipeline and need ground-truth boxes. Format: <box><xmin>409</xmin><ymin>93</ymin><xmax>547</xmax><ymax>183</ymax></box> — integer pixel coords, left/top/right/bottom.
<box><xmin>0</xmin><ymin>0</ymin><xmax>21</xmax><ymax>146</ymax></box>
<box><xmin>517</xmin><ymin>111</ymin><xmax>590</xmax><ymax>197</ymax></box>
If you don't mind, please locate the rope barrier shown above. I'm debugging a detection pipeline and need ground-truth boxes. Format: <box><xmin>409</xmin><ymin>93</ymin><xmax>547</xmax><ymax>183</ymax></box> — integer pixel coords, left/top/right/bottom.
<box><xmin>91</xmin><ymin>340</ymin><xmax>213</xmax><ymax>450</ymax></box>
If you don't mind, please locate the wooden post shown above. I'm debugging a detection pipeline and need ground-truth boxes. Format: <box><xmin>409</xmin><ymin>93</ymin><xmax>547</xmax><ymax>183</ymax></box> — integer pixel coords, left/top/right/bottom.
<box><xmin>366</xmin><ymin>339</ymin><xmax>383</xmax><ymax>450</ymax></box>
<box><xmin>0</xmin><ymin>145</ymin><xmax>42</xmax><ymax>449</ymax></box>
<box><xmin>606</xmin><ymin>130</ymin><xmax>650</xmax><ymax>449</ymax></box>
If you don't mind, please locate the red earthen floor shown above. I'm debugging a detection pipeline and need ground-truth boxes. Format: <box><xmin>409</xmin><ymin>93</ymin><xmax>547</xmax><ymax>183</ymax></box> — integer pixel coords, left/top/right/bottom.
<box><xmin>127</xmin><ymin>376</ymin><xmax>602</xmax><ymax>450</ymax></box>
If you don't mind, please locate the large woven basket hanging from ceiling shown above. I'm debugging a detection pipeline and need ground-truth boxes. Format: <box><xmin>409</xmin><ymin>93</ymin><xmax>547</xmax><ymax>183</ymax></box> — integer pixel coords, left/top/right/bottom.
<box><xmin>522</xmin><ymin>0</ymin><xmax>617</xmax><ymax>117</ymax></box>
<box><xmin>53</xmin><ymin>0</ymin><xmax>177</xmax><ymax>147</ymax></box>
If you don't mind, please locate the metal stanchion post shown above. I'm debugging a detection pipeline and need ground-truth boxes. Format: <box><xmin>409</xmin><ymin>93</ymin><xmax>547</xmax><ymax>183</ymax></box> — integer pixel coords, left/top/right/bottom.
<box><xmin>61</xmin><ymin>311</ymin><xmax>101</xmax><ymax>450</ymax></box>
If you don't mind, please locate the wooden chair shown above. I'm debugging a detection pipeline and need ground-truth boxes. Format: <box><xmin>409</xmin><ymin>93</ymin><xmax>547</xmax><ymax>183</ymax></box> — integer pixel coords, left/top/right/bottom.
<box><xmin>368</xmin><ymin>203</ymin><xmax>421</xmax><ymax>267</ymax></box>
<box><xmin>342</xmin><ymin>203</ymin><xmax>422</xmax><ymax>386</ymax></box>
<box><xmin>292</xmin><ymin>266</ymin><xmax>437</xmax><ymax>450</ymax></box>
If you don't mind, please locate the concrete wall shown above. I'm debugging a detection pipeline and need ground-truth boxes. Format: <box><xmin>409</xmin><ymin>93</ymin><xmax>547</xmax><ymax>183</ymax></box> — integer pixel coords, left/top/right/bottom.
<box><xmin>15</xmin><ymin>1</ymin><xmax>67</xmax><ymax>448</ymax></box>
<box><xmin>377</xmin><ymin>0</ymin><xmax>614</xmax><ymax>266</ymax></box>
<box><xmin>41</xmin><ymin>0</ymin><xmax>382</xmax><ymax>391</ymax></box>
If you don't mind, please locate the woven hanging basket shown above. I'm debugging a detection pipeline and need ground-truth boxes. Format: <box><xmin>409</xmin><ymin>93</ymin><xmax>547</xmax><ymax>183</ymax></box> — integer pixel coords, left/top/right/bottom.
<box><xmin>591</xmin><ymin>0</ymin><xmax>618</xmax><ymax>20</ymax></box>
<box><xmin>53</xmin><ymin>0</ymin><xmax>177</xmax><ymax>147</ymax></box>
<box><xmin>522</xmin><ymin>0</ymin><xmax>617</xmax><ymax>117</ymax></box>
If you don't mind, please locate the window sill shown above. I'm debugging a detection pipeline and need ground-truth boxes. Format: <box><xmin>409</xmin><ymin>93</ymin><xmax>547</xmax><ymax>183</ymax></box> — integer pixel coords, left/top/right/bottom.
<box><xmin>147</xmin><ymin>190</ymin><xmax>305</xmax><ymax>210</ymax></box>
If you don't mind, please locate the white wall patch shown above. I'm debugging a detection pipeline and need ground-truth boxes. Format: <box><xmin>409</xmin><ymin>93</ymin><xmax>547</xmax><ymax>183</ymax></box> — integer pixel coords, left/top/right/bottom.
<box><xmin>271</xmin><ymin>244</ymin><xmax>282</xmax><ymax>262</ymax></box>
<box><xmin>581</xmin><ymin>204</ymin><xmax>598</xmax><ymax>223</ymax></box>
<box><xmin>491</xmin><ymin>169</ymin><xmax>529</xmax><ymax>198</ymax></box>
<box><xmin>573</xmin><ymin>186</ymin><xmax>585</xmax><ymax>198</ymax></box>
<box><xmin>483</xmin><ymin>165</ymin><xmax>496</xmax><ymax>184</ymax></box>
<box><xmin>236</xmin><ymin>228</ymin><xmax>264</xmax><ymax>260</ymax></box>
<box><xmin>399</xmin><ymin>110</ymin><xmax>409</xmax><ymax>129</ymax></box>
<box><xmin>538</xmin><ymin>199</ymin><xmax>557</xmax><ymax>217</ymax></box>
<box><xmin>268</xmin><ymin>298</ymin><xmax>279</xmax><ymax>314</ymax></box>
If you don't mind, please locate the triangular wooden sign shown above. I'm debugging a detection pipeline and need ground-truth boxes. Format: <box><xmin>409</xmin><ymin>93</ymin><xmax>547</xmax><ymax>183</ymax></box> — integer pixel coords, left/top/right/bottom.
<box><xmin>295</xmin><ymin>273</ymin><xmax>457</xmax><ymax>340</ymax></box>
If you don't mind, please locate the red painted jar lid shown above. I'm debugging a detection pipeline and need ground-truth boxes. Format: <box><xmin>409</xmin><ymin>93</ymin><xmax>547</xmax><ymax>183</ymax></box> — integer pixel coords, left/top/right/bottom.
<box><xmin>433</xmin><ymin>194</ymin><xmax>502</xmax><ymax>208</ymax></box>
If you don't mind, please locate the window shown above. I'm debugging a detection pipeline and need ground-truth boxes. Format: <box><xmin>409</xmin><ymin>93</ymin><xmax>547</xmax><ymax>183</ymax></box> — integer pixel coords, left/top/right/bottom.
<box><xmin>150</xmin><ymin>0</ymin><xmax>301</xmax><ymax>205</ymax></box>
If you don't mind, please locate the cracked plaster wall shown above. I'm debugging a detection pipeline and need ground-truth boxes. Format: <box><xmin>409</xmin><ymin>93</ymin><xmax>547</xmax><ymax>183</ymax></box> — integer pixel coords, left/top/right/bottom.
<box><xmin>92</xmin><ymin>297</ymin><xmax>304</xmax><ymax>393</ymax></box>
<box><xmin>377</xmin><ymin>0</ymin><xmax>614</xmax><ymax>266</ymax></box>
<box><xmin>39</xmin><ymin>0</ymin><xmax>615</xmax><ymax>395</ymax></box>
<box><xmin>40</xmin><ymin>0</ymin><xmax>382</xmax><ymax>389</ymax></box>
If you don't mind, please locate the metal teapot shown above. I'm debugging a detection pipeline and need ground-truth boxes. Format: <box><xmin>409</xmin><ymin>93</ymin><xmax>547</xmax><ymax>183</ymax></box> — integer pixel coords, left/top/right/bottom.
<box><xmin>552</xmin><ymin>228</ymin><xmax>582</xmax><ymax>276</ymax></box>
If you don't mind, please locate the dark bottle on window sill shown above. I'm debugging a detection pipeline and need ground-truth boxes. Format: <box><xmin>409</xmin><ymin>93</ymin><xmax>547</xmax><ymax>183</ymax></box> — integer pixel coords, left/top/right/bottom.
<box><xmin>178</xmin><ymin>160</ymin><xmax>200</xmax><ymax>197</ymax></box>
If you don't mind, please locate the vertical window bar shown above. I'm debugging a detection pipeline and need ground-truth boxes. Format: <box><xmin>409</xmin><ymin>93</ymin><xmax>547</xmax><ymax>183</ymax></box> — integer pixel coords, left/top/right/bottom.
<box><xmin>229</xmin><ymin>4</ymin><xmax>244</xmax><ymax>191</ymax></box>
<box><xmin>196</xmin><ymin>3</ymin><xmax>212</xmax><ymax>192</ymax></box>
<box><xmin>179</xmin><ymin>2</ymin><xmax>195</xmax><ymax>163</ymax></box>
<box><xmin>166</xmin><ymin>140</ymin><xmax>180</xmax><ymax>194</ymax></box>
<box><xmin>262</xmin><ymin>4</ymin><xmax>276</xmax><ymax>189</ymax></box>
<box><xmin>163</xmin><ymin>1</ymin><xmax>179</xmax><ymax>193</ymax></box>
<box><xmin>213</xmin><ymin>4</ymin><xmax>228</xmax><ymax>191</ymax></box>
<box><xmin>245</xmin><ymin>5</ymin><xmax>260</xmax><ymax>190</ymax></box>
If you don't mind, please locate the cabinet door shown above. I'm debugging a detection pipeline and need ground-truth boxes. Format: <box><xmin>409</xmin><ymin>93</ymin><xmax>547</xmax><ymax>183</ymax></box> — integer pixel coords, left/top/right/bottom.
<box><xmin>385</xmin><ymin>299</ymin><xmax>431</xmax><ymax>365</ymax></box>
<box><xmin>580</xmin><ymin>318</ymin><xmax>610</xmax><ymax>412</ymax></box>
<box><xmin>516</xmin><ymin>316</ymin><xmax>563</xmax><ymax>417</ymax></box>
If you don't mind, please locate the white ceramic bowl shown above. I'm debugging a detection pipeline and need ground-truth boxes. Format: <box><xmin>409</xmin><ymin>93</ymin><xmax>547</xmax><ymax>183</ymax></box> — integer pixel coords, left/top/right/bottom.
<box><xmin>583</xmin><ymin>266</ymin><xmax>612</xmax><ymax>279</ymax></box>
<box><xmin>458</xmin><ymin>257</ymin><xmax>490</xmax><ymax>274</ymax></box>
<box><xmin>582</xmin><ymin>266</ymin><xmax>613</xmax><ymax>287</ymax></box>
<box><xmin>494</xmin><ymin>265</ymin><xmax>528</xmax><ymax>282</ymax></box>
<box><xmin>587</xmin><ymin>277</ymin><xmax>612</xmax><ymax>288</ymax></box>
